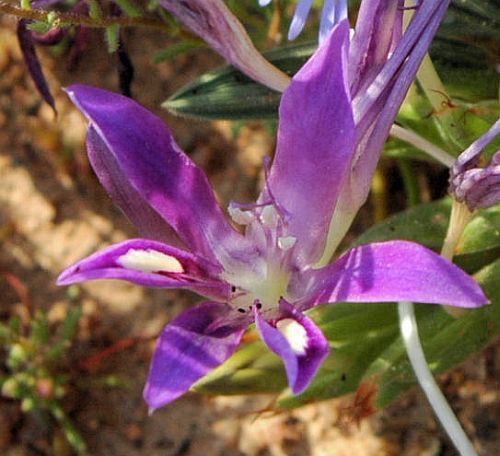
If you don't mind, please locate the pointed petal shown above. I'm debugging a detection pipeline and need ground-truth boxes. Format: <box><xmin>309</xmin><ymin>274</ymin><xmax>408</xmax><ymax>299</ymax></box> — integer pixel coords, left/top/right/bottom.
<box><xmin>57</xmin><ymin>239</ymin><xmax>229</xmax><ymax>299</ymax></box>
<box><xmin>266</xmin><ymin>20</ymin><xmax>355</xmax><ymax>265</ymax></box>
<box><xmin>318</xmin><ymin>0</ymin><xmax>335</xmax><ymax>44</ymax></box>
<box><xmin>288</xmin><ymin>0</ymin><xmax>314</xmax><ymax>41</ymax></box>
<box><xmin>295</xmin><ymin>241</ymin><xmax>489</xmax><ymax>309</ymax></box>
<box><xmin>159</xmin><ymin>0</ymin><xmax>289</xmax><ymax>92</ymax></box>
<box><xmin>254</xmin><ymin>300</ymin><xmax>330</xmax><ymax>394</ymax></box>
<box><xmin>86</xmin><ymin>127</ymin><xmax>185</xmax><ymax>248</ymax></box>
<box><xmin>65</xmin><ymin>84</ymin><xmax>247</xmax><ymax>265</ymax></box>
<box><xmin>348</xmin><ymin>0</ymin><xmax>399</xmax><ymax>95</ymax></box>
<box><xmin>144</xmin><ymin>302</ymin><xmax>247</xmax><ymax>411</ymax></box>
<box><xmin>17</xmin><ymin>20</ymin><xmax>56</xmax><ymax>113</ymax></box>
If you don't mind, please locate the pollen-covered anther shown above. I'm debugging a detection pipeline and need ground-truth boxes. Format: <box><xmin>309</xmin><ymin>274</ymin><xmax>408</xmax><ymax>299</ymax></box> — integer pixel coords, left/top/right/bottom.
<box><xmin>117</xmin><ymin>249</ymin><xmax>184</xmax><ymax>274</ymax></box>
<box><xmin>228</xmin><ymin>206</ymin><xmax>255</xmax><ymax>225</ymax></box>
<box><xmin>278</xmin><ymin>236</ymin><xmax>296</xmax><ymax>251</ymax></box>
<box><xmin>276</xmin><ymin>318</ymin><xmax>308</xmax><ymax>355</ymax></box>
<box><xmin>260</xmin><ymin>205</ymin><xmax>279</xmax><ymax>228</ymax></box>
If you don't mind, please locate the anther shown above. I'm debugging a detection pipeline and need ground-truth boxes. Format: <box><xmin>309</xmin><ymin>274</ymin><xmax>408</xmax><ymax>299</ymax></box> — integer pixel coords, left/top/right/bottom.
<box><xmin>237</xmin><ymin>308</ymin><xmax>246</xmax><ymax>313</ymax></box>
<box><xmin>260</xmin><ymin>205</ymin><xmax>278</xmax><ymax>228</ymax></box>
<box><xmin>278</xmin><ymin>236</ymin><xmax>296</xmax><ymax>251</ymax></box>
<box><xmin>228</xmin><ymin>206</ymin><xmax>255</xmax><ymax>225</ymax></box>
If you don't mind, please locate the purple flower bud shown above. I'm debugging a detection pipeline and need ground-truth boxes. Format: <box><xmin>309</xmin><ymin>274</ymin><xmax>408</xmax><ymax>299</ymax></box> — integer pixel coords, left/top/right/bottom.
<box><xmin>449</xmin><ymin>120</ymin><xmax>500</xmax><ymax>210</ymax></box>
<box><xmin>17</xmin><ymin>19</ymin><xmax>56</xmax><ymax>113</ymax></box>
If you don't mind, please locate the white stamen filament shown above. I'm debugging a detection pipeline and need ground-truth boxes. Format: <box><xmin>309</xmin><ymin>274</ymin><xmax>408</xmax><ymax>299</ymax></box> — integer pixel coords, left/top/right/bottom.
<box><xmin>118</xmin><ymin>249</ymin><xmax>184</xmax><ymax>274</ymax></box>
<box><xmin>276</xmin><ymin>318</ymin><xmax>308</xmax><ymax>355</ymax></box>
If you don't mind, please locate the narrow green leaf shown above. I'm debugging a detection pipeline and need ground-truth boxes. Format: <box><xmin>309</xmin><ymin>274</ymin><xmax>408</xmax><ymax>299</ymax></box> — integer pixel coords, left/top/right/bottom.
<box><xmin>164</xmin><ymin>42</ymin><xmax>315</xmax><ymax>120</ymax></box>
<box><xmin>105</xmin><ymin>25</ymin><xmax>120</xmax><ymax>54</ymax></box>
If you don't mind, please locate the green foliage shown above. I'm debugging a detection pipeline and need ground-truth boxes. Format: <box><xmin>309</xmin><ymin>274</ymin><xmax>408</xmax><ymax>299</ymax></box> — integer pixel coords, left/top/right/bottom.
<box><xmin>0</xmin><ymin>307</ymin><xmax>86</xmax><ymax>455</ymax></box>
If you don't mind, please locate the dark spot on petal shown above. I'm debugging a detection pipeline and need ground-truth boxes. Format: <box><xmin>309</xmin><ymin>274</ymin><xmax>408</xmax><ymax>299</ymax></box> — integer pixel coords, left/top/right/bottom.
<box><xmin>237</xmin><ymin>308</ymin><xmax>246</xmax><ymax>313</ymax></box>
<box><xmin>231</xmin><ymin>286</ymin><xmax>236</xmax><ymax>293</ymax></box>
<box><xmin>256</xmin><ymin>302</ymin><xmax>262</xmax><ymax>309</ymax></box>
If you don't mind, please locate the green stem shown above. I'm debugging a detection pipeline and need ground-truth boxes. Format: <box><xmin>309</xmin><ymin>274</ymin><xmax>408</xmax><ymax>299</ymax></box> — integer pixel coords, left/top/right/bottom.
<box><xmin>0</xmin><ymin>1</ymin><xmax>166</xmax><ymax>29</ymax></box>
<box><xmin>441</xmin><ymin>200</ymin><xmax>475</xmax><ymax>318</ymax></box>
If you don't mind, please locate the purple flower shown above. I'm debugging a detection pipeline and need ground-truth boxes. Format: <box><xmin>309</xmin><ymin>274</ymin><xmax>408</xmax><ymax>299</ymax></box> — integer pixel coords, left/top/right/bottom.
<box><xmin>259</xmin><ymin>0</ymin><xmax>348</xmax><ymax>42</ymax></box>
<box><xmin>449</xmin><ymin>120</ymin><xmax>500</xmax><ymax>210</ymax></box>
<box><xmin>58</xmin><ymin>23</ymin><xmax>486</xmax><ymax>412</ymax></box>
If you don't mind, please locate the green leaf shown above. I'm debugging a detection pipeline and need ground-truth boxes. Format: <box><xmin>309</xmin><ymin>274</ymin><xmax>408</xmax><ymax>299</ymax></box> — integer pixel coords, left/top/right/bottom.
<box><xmin>164</xmin><ymin>42</ymin><xmax>315</xmax><ymax>120</ymax></box>
<box><xmin>112</xmin><ymin>0</ymin><xmax>142</xmax><ymax>17</ymax></box>
<box><xmin>193</xmin><ymin>339</ymin><xmax>287</xmax><ymax>395</ymax></box>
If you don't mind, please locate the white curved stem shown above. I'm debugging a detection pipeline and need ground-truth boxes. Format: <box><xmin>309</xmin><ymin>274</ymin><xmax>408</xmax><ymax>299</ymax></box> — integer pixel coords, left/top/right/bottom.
<box><xmin>398</xmin><ymin>301</ymin><xmax>478</xmax><ymax>456</ymax></box>
<box><xmin>390</xmin><ymin>124</ymin><xmax>455</xmax><ymax>167</ymax></box>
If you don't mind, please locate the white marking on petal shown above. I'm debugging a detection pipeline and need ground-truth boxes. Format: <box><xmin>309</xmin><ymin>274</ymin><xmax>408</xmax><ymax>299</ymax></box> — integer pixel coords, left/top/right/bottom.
<box><xmin>117</xmin><ymin>249</ymin><xmax>184</xmax><ymax>274</ymax></box>
<box><xmin>278</xmin><ymin>236</ymin><xmax>297</xmax><ymax>251</ymax></box>
<box><xmin>276</xmin><ymin>318</ymin><xmax>308</xmax><ymax>355</ymax></box>
<box><xmin>260</xmin><ymin>205</ymin><xmax>278</xmax><ymax>228</ymax></box>
<box><xmin>228</xmin><ymin>206</ymin><xmax>255</xmax><ymax>225</ymax></box>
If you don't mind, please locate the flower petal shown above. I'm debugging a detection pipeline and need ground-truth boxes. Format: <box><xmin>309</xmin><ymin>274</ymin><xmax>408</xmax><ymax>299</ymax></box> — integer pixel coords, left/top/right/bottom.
<box><xmin>57</xmin><ymin>239</ymin><xmax>229</xmax><ymax>300</ymax></box>
<box><xmin>295</xmin><ymin>241</ymin><xmax>489</xmax><ymax>309</ymax></box>
<box><xmin>159</xmin><ymin>0</ymin><xmax>289</xmax><ymax>92</ymax></box>
<box><xmin>254</xmin><ymin>300</ymin><xmax>330</xmax><ymax>394</ymax></box>
<box><xmin>17</xmin><ymin>20</ymin><xmax>56</xmax><ymax>112</ymax></box>
<box><xmin>288</xmin><ymin>0</ymin><xmax>314</xmax><ymax>41</ymax></box>
<box><xmin>86</xmin><ymin>127</ymin><xmax>185</xmax><ymax>248</ymax></box>
<box><xmin>65</xmin><ymin>84</ymin><xmax>248</xmax><ymax>265</ymax></box>
<box><xmin>265</xmin><ymin>20</ymin><xmax>355</xmax><ymax>265</ymax></box>
<box><xmin>348</xmin><ymin>0</ymin><xmax>399</xmax><ymax>95</ymax></box>
<box><xmin>144</xmin><ymin>302</ymin><xmax>247</xmax><ymax>412</ymax></box>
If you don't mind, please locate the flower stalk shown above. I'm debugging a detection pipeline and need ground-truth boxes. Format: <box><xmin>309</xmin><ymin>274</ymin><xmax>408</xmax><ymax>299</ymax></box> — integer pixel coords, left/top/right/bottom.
<box><xmin>390</xmin><ymin>124</ymin><xmax>455</xmax><ymax>167</ymax></box>
<box><xmin>398</xmin><ymin>301</ymin><xmax>478</xmax><ymax>456</ymax></box>
<box><xmin>0</xmin><ymin>0</ymin><xmax>166</xmax><ymax>29</ymax></box>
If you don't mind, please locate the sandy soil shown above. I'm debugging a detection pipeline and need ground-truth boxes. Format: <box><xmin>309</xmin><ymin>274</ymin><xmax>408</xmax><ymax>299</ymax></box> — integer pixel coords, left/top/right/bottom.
<box><xmin>0</xmin><ymin>17</ymin><xmax>498</xmax><ymax>456</ymax></box>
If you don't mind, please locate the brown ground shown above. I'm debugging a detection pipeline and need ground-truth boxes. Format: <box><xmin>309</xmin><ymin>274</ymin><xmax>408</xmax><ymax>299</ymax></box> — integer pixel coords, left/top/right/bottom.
<box><xmin>0</xmin><ymin>16</ymin><xmax>498</xmax><ymax>456</ymax></box>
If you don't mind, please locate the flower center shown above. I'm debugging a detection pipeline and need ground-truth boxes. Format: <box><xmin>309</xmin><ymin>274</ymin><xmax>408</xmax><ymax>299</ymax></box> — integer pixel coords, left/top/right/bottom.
<box><xmin>222</xmin><ymin>253</ymin><xmax>291</xmax><ymax>315</ymax></box>
<box><xmin>224</xmin><ymin>202</ymin><xmax>295</xmax><ymax>315</ymax></box>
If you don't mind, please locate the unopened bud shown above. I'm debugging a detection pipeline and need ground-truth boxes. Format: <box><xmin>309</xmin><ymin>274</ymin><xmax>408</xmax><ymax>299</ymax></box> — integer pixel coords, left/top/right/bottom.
<box><xmin>449</xmin><ymin>120</ymin><xmax>500</xmax><ymax>210</ymax></box>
